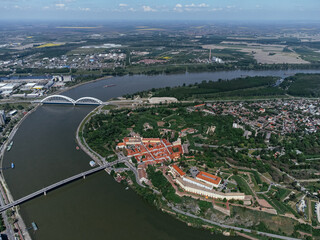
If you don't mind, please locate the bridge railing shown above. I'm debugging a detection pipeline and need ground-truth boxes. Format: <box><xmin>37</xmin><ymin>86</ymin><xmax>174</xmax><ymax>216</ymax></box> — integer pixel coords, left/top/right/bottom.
<box><xmin>40</xmin><ymin>95</ymin><xmax>104</xmax><ymax>105</ymax></box>
<box><xmin>0</xmin><ymin>160</ymin><xmax>126</xmax><ymax>212</ymax></box>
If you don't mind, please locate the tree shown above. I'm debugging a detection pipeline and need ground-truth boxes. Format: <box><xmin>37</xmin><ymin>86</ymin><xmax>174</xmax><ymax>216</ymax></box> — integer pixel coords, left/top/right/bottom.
<box><xmin>233</xmin><ymin>168</ymin><xmax>238</xmax><ymax>175</ymax></box>
<box><xmin>131</xmin><ymin>157</ymin><xmax>137</xmax><ymax>164</ymax></box>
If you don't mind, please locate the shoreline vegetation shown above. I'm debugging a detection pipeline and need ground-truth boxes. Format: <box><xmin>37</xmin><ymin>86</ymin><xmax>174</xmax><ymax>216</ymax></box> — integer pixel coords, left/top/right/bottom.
<box><xmin>2</xmin><ymin>72</ymin><xmax>320</xmax><ymax>240</ymax></box>
<box><xmin>128</xmin><ymin>73</ymin><xmax>320</xmax><ymax>102</ymax></box>
<box><xmin>75</xmin><ymin>105</ymin><xmax>284</xmax><ymax>240</ymax></box>
<box><xmin>77</xmin><ymin>105</ymin><xmax>307</xmax><ymax>240</ymax></box>
<box><xmin>78</xmin><ymin>73</ymin><xmax>320</xmax><ymax>240</ymax></box>
<box><xmin>2</xmin><ymin>21</ymin><xmax>320</xmax><ymax>240</ymax></box>
<box><xmin>3</xmin><ymin>62</ymin><xmax>320</xmax><ymax>81</ymax></box>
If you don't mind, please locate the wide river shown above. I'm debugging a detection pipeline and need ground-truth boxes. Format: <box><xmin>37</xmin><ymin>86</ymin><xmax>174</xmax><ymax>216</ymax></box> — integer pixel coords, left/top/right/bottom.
<box><xmin>3</xmin><ymin>69</ymin><xmax>320</xmax><ymax>240</ymax></box>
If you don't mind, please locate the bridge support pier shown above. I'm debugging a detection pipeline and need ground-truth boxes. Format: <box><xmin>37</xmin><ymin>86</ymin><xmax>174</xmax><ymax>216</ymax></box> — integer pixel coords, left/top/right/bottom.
<box><xmin>44</xmin><ymin>191</ymin><xmax>46</xmax><ymax>196</ymax></box>
<box><xmin>83</xmin><ymin>175</ymin><xmax>86</xmax><ymax>179</ymax></box>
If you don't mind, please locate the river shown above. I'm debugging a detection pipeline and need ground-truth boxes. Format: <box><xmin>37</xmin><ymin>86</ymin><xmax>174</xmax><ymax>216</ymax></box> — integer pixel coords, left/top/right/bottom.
<box><xmin>3</xmin><ymin>69</ymin><xmax>320</xmax><ymax>240</ymax></box>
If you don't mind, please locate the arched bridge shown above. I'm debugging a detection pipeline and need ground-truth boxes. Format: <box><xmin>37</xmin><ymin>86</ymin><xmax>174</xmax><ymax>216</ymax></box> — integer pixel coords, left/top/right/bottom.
<box><xmin>40</xmin><ymin>95</ymin><xmax>103</xmax><ymax>105</ymax></box>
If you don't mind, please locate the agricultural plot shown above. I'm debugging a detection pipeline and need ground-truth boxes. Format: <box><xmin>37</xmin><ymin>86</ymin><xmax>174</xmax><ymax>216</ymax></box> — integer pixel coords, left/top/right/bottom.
<box><xmin>203</xmin><ymin>42</ymin><xmax>309</xmax><ymax>64</ymax></box>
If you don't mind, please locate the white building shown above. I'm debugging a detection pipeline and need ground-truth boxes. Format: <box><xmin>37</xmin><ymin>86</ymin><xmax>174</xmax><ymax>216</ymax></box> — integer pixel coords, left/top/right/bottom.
<box><xmin>9</xmin><ymin>110</ymin><xmax>17</xmax><ymax>116</ymax></box>
<box><xmin>148</xmin><ymin>97</ymin><xmax>178</xmax><ymax>104</ymax></box>
<box><xmin>63</xmin><ymin>75</ymin><xmax>73</xmax><ymax>82</ymax></box>
<box><xmin>0</xmin><ymin>110</ymin><xmax>5</xmax><ymax>126</ymax></box>
<box><xmin>183</xmin><ymin>176</ymin><xmax>213</xmax><ymax>190</ymax></box>
<box><xmin>22</xmin><ymin>83</ymin><xmax>37</xmax><ymax>90</ymax></box>
<box><xmin>0</xmin><ymin>84</ymin><xmax>16</xmax><ymax>91</ymax></box>
<box><xmin>176</xmin><ymin>177</ymin><xmax>245</xmax><ymax>200</ymax></box>
<box><xmin>315</xmin><ymin>202</ymin><xmax>320</xmax><ymax>224</ymax></box>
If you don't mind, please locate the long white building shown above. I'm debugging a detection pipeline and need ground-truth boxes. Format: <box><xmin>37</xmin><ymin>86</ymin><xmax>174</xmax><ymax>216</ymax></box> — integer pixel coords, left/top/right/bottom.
<box><xmin>169</xmin><ymin>164</ymin><xmax>244</xmax><ymax>200</ymax></box>
<box><xmin>316</xmin><ymin>202</ymin><xmax>320</xmax><ymax>224</ymax></box>
<box><xmin>176</xmin><ymin>177</ymin><xmax>245</xmax><ymax>201</ymax></box>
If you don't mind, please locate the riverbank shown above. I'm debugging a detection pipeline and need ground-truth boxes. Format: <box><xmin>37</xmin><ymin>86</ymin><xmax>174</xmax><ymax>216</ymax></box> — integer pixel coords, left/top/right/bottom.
<box><xmin>76</xmin><ymin>102</ymin><xmax>302</xmax><ymax>240</ymax></box>
<box><xmin>75</xmin><ymin>105</ymin><xmax>105</xmax><ymax>166</ymax></box>
<box><xmin>0</xmin><ymin>105</ymin><xmax>38</xmax><ymax>240</ymax></box>
<box><xmin>4</xmin><ymin>69</ymin><xmax>320</xmax><ymax>240</ymax></box>
<box><xmin>54</xmin><ymin>76</ymin><xmax>113</xmax><ymax>96</ymax></box>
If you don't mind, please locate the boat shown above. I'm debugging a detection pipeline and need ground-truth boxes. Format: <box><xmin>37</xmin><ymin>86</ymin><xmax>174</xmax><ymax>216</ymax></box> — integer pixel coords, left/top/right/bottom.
<box><xmin>76</xmin><ymin>146</ymin><xmax>80</xmax><ymax>150</ymax></box>
<box><xmin>7</xmin><ymin>141</ymin><xmax>13</xmax><ymax>152</ymax></box>
<box><xmin>103</xmin><ymin>84</ymin><xmax>116</xmax><ymax>88</ymax></box>
<box><xmin>89</xmin><ymin>161</ymin><xmax>96</xmax><ymax>167</ymax></box>
<box><xmin>31</xmin><ymin>222</ymin><xmax>38</xmax><ymax>231</ymax></box>
<box><xmin>11</xmin><ymin>163</ymin><xmax>14</xmax><ymax>169</ymax></box>
<box><xmin>125</xmin><ymin>187</ymin><xmax>129</xmax><ymax>190</ymax></box>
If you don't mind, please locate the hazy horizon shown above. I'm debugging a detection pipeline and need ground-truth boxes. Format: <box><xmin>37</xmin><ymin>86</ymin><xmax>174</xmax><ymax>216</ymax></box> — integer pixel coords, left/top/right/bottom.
<box><xmin>0</xmin><ymin>0</ymin><xmax>319</xmax><ymax>22</ymax></box>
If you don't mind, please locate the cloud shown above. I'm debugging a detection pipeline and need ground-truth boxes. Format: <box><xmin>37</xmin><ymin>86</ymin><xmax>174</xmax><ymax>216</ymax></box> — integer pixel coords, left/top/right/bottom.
<box><xmin>79</xmin><ymin>7</ymin><xmax>90</xmax><ymax>11</ymax></box>
<box><xmin>185</xmin><ymin>3</ymin><xmax>209</xmax><ymax>8</ymax></box>
<box><xmin>119</xmin><ymin>3</ymin><xmax>128</xmax><ymax>7</ymax></box>
<box><xmin>198</xmin><ymin>3</ymin><xmax>209</xmax><ymax>8</ymax></box>
<box><xmin>185</xmin><ymin>3</ymin><xmax>196</xmax><ymax>7</ymax></box>
<box><xmin>142</xmin><ymin>6</ymin><xmax>156</xmax><ymax>12</ymax></box>
<box><xmin>211</xmin><ymin>8</ymin><xmax>223</xmax><ymax>12</ymax></box>
<box><xmin>55</xmin><ymin>3</ymin><xmax>65</xmax><ymax>8</ymax></box>
<box><xmin>174</xmin><ymin>3</ymin><xmax>210</xmax><ymax>12</ymax></box>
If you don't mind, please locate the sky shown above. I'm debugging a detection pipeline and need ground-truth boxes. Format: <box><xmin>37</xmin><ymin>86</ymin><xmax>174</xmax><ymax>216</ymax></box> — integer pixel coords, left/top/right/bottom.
<box><xmin>0</xmin><ymin>0</ymin><xmax>320</xmax><ymax>22</ymax></box>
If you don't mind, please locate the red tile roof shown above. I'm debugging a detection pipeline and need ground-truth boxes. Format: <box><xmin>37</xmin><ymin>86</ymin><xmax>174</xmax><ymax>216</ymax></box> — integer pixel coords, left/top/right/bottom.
<box><xmin>194</xmin><ymin>104</ymin><xmax>205</xmax><ymax>108</ymax></box>
<box><xmin>197</xmin><ymin>171</ymin><xmax>221</xmax><ymax>185</ymax></box>
<box><xmin>172</xmin><ymin>165</ymin><xmax>186</xmax><ymax>176</ymax></box>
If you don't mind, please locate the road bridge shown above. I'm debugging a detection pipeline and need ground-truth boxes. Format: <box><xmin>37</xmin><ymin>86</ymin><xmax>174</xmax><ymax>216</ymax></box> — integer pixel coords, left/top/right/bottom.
<box><xmin>0</xmin><ymin>161</ymin><xmax>122</xmax><ymax>212</ymax></box>
<box><xmin>36</xmin><ymin>95</ymin><xmax>104</xmax><ymax>105</ymax></box>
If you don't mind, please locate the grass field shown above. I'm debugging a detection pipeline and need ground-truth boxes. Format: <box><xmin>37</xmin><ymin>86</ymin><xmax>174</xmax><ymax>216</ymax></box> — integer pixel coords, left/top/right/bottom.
<box><xmin>102</xmin><ymin>105</ymin><xmax>117</xmax><ymax>110</ymax></box>
<box><xmin>56</xmin><ymin>26</ymin><xmax>100</xmax><ymax>29</ymax></box>
<box><xmin>232</xmin><ymin>175</ymin><xmax>254</xmax><ymax>195</ymax></box>
<box><xmin>294</xmin><ymin>47</ymin><xmax>320</xmax><ymax>63</ymax></box>
<box><xmin>233</xmin><ymin>205</ymin><xmax>297</xmax><ymax>236</ymax></box>
<box><xmin>203</xmin><ymin>42</ymin><xmax>309</xmax><ymax>64</ymax></box>
<box><xmin>261</xmin><ymin>189</ymin><xmax>300</xmax><ymax>218</ymax></box>
<box><xmin>35</xmin><ymin>43</ymin><xmax>64</xmax><ymax>48</ymax></box>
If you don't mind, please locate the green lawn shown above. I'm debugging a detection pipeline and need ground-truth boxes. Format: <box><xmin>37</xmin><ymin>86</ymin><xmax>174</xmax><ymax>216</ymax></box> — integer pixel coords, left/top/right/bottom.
<box><xmin>260</xmin><ymin>192</ymin><xmax>300</xmax><ymax>218</ymax></box>
<box><xmin>102</xmin><ymin>105</ymin><xmax>117</xmax><ymax>110</ymax></box>
<box><xmin>232</xmin><ymin>175</ymin><xmax>254</xmax><ymax>196</ymax></box>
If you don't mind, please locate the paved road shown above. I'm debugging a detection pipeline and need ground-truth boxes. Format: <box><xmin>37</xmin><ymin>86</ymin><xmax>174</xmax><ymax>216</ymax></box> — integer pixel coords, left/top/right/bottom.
<box><xmin>115</xmin><ymin>153</ymin><xmax>145</xmax><ymax>188</ymax></box>
<box><xmin>0</xmin><ymin>181</ymin><xmax>15</xmax><ymax>240</ymax></box>
<box><xmin>194</xmin><ymin>143</ymin><xmax>276</xmax><ymax>151</ymax></box>
<box><xmin>256</xmin><ymin>183</ymin><xmax>274</xmax><ymax>194</ymax></box>
<box><xmin>170</xmin><ymin>205</ymin><xmax>301</xmax><ymax>240</ymax></box>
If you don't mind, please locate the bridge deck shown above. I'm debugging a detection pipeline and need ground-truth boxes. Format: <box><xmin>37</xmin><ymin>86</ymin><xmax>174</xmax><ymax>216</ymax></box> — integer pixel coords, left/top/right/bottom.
<box><xmin>38</xmin><ymin>95</ymin><xmax>104</xmax><ymax>105</ymax></box>
<box><xmin>0</xmin><ymin>164</ymin><xmax>109</xmax><ymax>212</ymax></box>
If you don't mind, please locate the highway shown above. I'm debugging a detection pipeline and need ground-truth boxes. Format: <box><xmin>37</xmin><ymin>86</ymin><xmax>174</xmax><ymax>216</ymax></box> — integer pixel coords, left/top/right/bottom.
<box><xmin>0</xmin><ymin>179</ymin><xmax>15</xmax><ymax>240</ymax></box>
